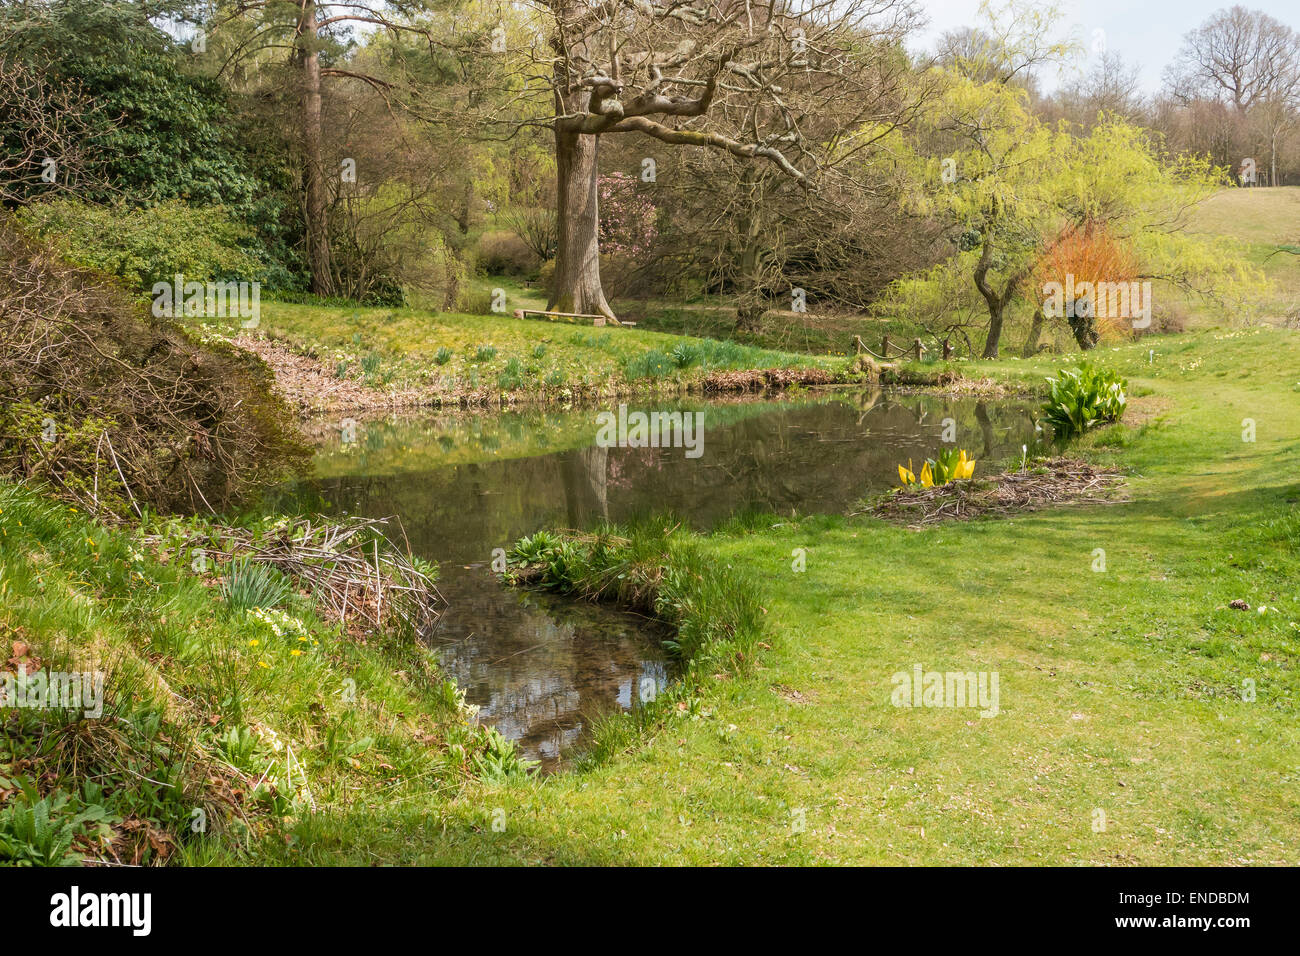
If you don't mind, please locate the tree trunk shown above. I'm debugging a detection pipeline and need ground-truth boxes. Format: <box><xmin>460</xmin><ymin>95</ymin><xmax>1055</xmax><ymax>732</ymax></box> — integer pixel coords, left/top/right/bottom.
<box><xmin>1021</xmin><ymin>307</ymin><xmax>1045</xmax><ymax>356</ymax></box>
<box><xmin>736</xmin><ymin>302</ymin><xmax>766</xmax><ymax>333</ymax></box>
<box><xmin>441</xmin><ymin>245</ymin><xmax>462</xmax><ymax>312</ymax></box>
<box><xmin>299</xmin><ymin>5</ymin><xmax>331</xmax><ymax>296</ymax></box>
<box><xmin>982</xmin><ymin>303</ymin><xmax>1005</xmax><ymax>359</ymax></box>
<box><xmin>1068</xmin><ymin>312</ymin><xmax>1100</xmax><ymax>350</ymax></box>
<box><xmin>734</xmin><ymin>221</ymin><xmax>767</xmax><ymax>332</ymax></box>
<box><xmin>456</xmin><ymin>180</ymin><xmax>472</xmax><ymax>234</ymax></box>
<box><xmin>549</xmin><ymin>129</ymin><xmax>614</xmax><ymax>320</ymax></box>
<box><xmin>973</xmin><ymin>239</ymin><xmax>1004</xmax><ymax>359</ymax></box>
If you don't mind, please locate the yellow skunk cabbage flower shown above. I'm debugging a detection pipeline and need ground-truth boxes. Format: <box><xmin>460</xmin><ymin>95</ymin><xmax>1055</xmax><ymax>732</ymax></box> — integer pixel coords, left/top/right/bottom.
<box><xmin>919</xmin><ymin>462</ymin><xmax>934</xmax><ymax>487</ymax></box>
<box><xmin>956</xmin><ymin>450</ymin><xmax>976</xmax><ymax>480</ymax></box>
<box><xmin>898</xmin><ymin>461</ymin><xmax>916</xmax><ymax>486</ymax></box>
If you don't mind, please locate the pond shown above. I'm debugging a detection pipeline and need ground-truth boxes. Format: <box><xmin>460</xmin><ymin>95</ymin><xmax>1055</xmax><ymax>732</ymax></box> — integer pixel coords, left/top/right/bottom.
<box><xmin>282</xmin><ymin>388</ymin><xmax>1042</xmax><ymax>770</ymax></box>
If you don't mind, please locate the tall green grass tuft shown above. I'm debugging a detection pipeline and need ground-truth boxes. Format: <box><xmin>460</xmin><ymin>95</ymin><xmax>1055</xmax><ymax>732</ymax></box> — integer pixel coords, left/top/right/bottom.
<box><xmin>509</xmin><ymin>520</ymin><xmax>765</xmax><ymax>671</ymax></box>
<box><xmin>221</xmin><ymin>558</ymin><xmax>293</xmax><ymax>612</ymax></box>
<box><xmin>624</xmin><ymin>349</ymin><xmax>676</xmax><ymax>380</ymax></box>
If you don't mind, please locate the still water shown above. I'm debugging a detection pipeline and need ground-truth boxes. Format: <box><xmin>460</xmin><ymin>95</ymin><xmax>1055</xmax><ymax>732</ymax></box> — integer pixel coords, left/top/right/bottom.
<box><xmin>289</xmin><ymin>389</ymin><xmax>1040</xmax><ymax>769</ymax></box>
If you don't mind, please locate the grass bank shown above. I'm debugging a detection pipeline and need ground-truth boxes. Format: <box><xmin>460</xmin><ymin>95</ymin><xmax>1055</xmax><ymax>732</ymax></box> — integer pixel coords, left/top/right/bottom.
<box><xmin>196</xmin><ymin>300</ymin><xmax>844</xmax><ymax>414</ymax></box>
<box><xmin>0</xmin><ymin>486</ymin><xmax>525</xmax><ymax>865</ymax></box>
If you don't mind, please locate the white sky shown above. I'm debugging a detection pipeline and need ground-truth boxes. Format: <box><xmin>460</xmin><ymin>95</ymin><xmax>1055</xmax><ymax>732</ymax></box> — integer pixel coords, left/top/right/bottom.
<box><xmin>909</xmin><ymin>0</ymin><xmax>1300</xmax><ymax>94</ymax></box>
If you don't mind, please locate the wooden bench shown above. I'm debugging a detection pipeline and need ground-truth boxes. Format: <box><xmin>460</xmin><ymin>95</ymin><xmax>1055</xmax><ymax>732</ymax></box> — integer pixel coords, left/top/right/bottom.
<box><xmin>513</xmin><ymin>309</ymin><xmax>634</xmax><ymax>327</ymax></box>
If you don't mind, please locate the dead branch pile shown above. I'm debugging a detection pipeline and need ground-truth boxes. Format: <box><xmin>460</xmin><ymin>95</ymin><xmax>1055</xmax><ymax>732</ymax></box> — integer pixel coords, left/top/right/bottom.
<box><xmin>145</xmin><ymin>516</ymin><xmax>442</xmax><ymax>635</ymax></box>
<box><xmin>0</xmin><ymin>217</ymin><xmax>309</xmax><ymax>514</ymax></box>
<box><xmin>862</xmin><ymin>458</ymin><xmax>1127</xmax><ymax>526</ymax></box>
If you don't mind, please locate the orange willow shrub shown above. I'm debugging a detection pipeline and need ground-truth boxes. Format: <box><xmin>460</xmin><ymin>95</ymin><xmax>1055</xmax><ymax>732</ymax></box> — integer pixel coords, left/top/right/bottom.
<box><xmin>1026</xmin><ymin>223</ymin><xmax>1141</xmax><ymax>348</ymax></box>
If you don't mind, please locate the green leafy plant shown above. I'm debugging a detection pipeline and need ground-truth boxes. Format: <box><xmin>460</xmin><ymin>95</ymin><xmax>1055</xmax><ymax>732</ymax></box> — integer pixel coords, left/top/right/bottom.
<box><xmin>0</xmin><ymin>791</ymin><xmax>82</xmax><ymax>867</ymax></box>
<box><xmin>1042</xmin><ymin>364</ymin><xmax>1128</xmax><ymax>440</ymax></box>
<box><xmin>222</xmin><ymin>558</ymin><xmax>292</xmax><ymax>612</ymax></box>
<box><xmin>670</xmin><ymin>342</ymin><xmax>702</xmax><ymax>368</ymax></box>
<box><xmin>18</xmin><ymin>200</ymin><xmax>265</xmax><ymax>293</ymax></box>
<box><xmin>472</xmin><ymin>727</ymin><xmax>538</xmax><ymax>783</ymax></box>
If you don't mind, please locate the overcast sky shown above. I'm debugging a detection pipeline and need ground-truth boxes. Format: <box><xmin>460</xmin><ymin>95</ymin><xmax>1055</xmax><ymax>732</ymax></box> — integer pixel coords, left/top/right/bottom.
<box><xmin>909</xmin><ymin>0</ymin><xmax>1300</xmax><ymax>94</ymax></box>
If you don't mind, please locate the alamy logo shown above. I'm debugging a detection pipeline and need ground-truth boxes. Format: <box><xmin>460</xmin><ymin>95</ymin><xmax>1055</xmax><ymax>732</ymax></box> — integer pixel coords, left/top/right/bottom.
<box><xmin>891</xmin><ymin>665</ymin><xmax>1000</xmax><ymax>718</ymax></box>
<box><xmin>1</xmin><ymin>665</ymin><xmax>103</xmax><ymax>718</ymax></box>
<box><xmin>1042</xmin><ymin>274</ymin><xmax>1151</xmax><ymax>329</ymax></box>
<box><xmin>50</xmin><ymin>887</ymin><xmax>151</xmax><ymax>936</ymax></box>
<box><xmin>151</xmin><ymin>274</ymin><xmax>260</xmax><ymax>327</ymax></box>
<box><xmin>595</xmin><ymin>404</ymin><xmax>704</xmax><ymax>458</ymax></box>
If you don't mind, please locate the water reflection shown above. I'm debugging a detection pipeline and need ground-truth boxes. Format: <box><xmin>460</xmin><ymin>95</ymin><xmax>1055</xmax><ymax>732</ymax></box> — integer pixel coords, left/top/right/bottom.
<box><xmin>286</xmin><ymin>390</ymin><xmax>1041</xmax><ymax>769</ymax></box>
<box><xmin>431</xmin><ymin>567</ymin><xmax>669</xmax><ymax>771</ymax></box>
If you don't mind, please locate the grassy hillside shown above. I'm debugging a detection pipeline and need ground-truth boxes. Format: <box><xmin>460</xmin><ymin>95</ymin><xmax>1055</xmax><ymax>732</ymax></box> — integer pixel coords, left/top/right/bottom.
<box><xmin>1188</xmin><ymin>187</ymin><xmax>1300</xmax><ymax>325</ymax></box>
<box><xmin>0</xmin><ymin>494</ymin><xmax>513</xmax><ymax>865</ymax></box>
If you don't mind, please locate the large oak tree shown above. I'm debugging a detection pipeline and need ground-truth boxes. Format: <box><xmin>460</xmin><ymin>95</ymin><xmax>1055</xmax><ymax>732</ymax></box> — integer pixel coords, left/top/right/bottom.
<box><xmin>487</xmin><ymin>0</ymin><xmax>921</xmax><ymax>321</ymax></box>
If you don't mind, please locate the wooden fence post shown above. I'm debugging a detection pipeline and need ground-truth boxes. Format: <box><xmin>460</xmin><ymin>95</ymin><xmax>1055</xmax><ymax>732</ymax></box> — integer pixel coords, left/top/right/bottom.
<box><xmin>881</xmin><ymin>334</ymin><xmax>890</xmax><ymax>357</ymax></box>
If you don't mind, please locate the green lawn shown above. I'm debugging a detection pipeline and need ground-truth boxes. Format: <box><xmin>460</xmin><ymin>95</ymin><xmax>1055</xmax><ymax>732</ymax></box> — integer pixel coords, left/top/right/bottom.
<box><xmin>245</xmin><ymin>326</ymin><xmax>1299</xmax><ymax>865</ymax></box>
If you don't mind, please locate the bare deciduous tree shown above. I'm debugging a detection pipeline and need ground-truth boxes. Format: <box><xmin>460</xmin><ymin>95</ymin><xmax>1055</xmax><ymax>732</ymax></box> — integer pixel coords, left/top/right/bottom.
<box><xmin>1164</xmin><ymin>5</ymin><xmax>1300</xmax><ymax>114</ymax></box>
<box><xmin>479</xmin><ymin>0</ymin><xmax>923</xmax><ymax>321</ymax></box>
